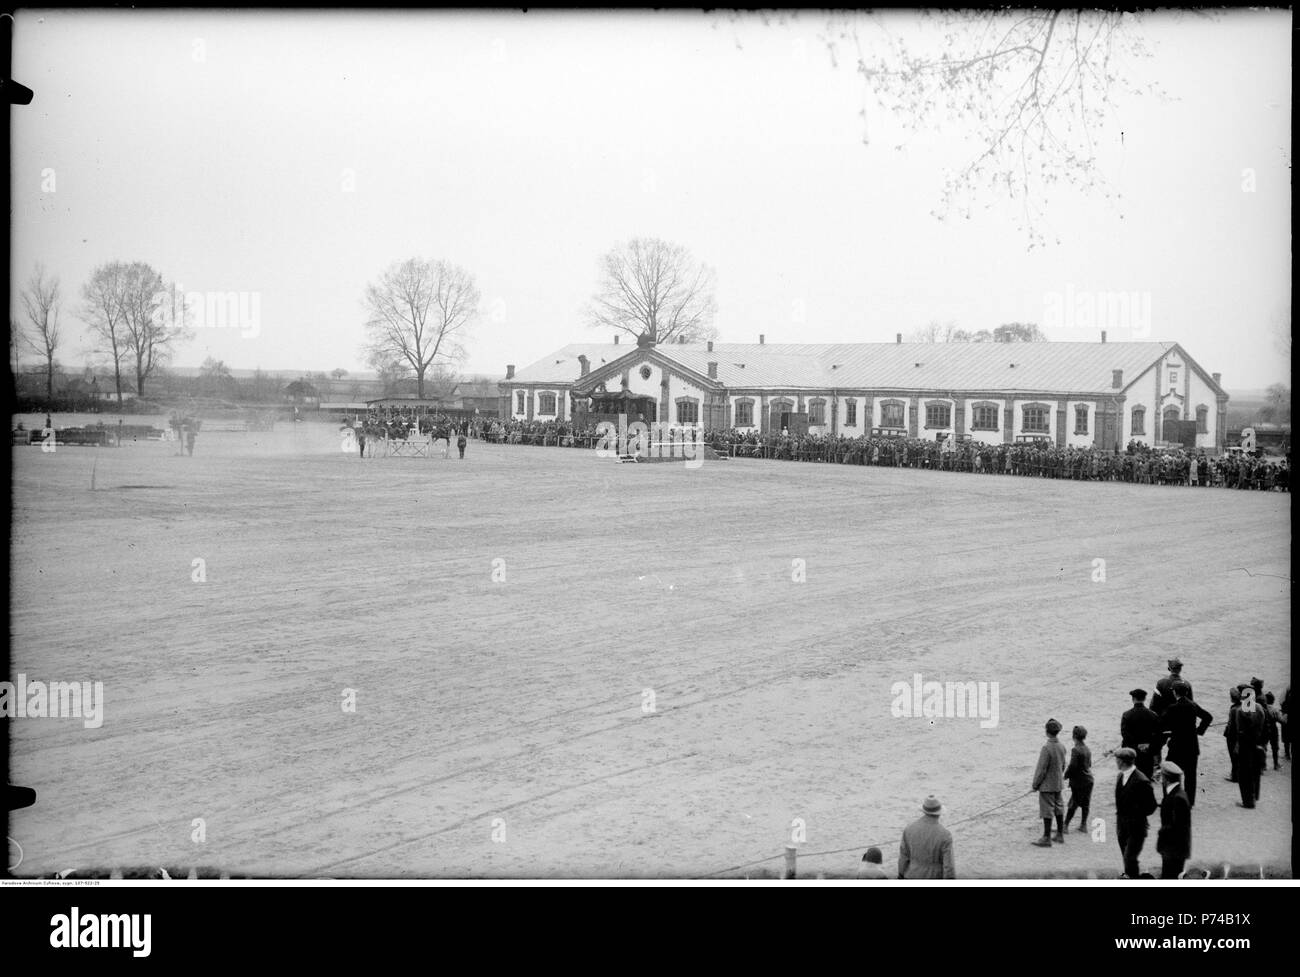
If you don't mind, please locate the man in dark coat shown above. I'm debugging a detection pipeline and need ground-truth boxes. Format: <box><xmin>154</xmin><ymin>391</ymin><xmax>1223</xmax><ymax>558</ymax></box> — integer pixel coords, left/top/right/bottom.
<box><xmin>1121</xmin><ymin>689</ymin><xmax>1163</xmax><ymax>779</ymax></box>
<box><xmin>1156</xmin><ymin>761</ymin><xmax>1192</xmax><ymax>879</ymax></box>
<box><xmin>1234</xmin><ymin>687</ymin><xmax>1266</xmax><ymax>808</ymax></box>
<box><xmin>1114</xmin><ymin>748</ymin><xmax>1157</xmax><ymax>879</ymax></box>
<box><xmin>1161</xmin><ymin>681</ymin><xmax>1212</xmax><ymax>808</ymax></box>
<box><xmin>1152</xmin><ymin>658</ymin><xmax>1191</xmax><ymax>717</ymax></box>
<box><xmin>1223</xmin><ymin>687</ymin><xmax>1242</xmax><ymax>782</ymax></box>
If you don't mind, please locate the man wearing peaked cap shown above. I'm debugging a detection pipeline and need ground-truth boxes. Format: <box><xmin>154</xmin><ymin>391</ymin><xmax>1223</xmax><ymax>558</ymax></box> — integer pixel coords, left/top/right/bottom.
<box><xmin>1122</xmin><ymin>689</ymin><xmax>1162</xmax><ymax>780</ymax></box>
<box><xmin>1156</xmin><ymin>761</ymin><xmax>1192</xmax><ymax>879</ymax></box>
<box><xmin>1153</xmin><ymin>659</ymin><xmax>1191</xmax><ymax>717</ymax></box>
<box><xmin>898</xmin><ymin>796</ymin><xmax>955</xmax><ymax>880</ymax></box>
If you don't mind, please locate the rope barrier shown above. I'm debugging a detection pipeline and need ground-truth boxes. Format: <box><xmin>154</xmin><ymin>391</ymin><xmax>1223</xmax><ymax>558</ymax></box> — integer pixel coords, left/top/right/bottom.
<box><xmin>701</xmin><ymin>789</ymin><xmax>1037</xmax><ymax>878</ymax></box>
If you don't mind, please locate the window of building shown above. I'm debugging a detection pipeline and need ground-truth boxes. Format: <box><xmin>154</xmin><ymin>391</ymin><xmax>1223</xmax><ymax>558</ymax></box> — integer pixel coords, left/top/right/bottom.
<box><xmin>1169</xmin><ymin>369</ymin><xmax>1179</xmax><ymax>386</ymax></box>
<box><xmin>676</xmin><ymin>398</ymin><xmax>699</xmax><ymax>424</ymax></box>
<box><xmin>925</xmin><ymin>402</ymin><xmax>951</xmax><ymax>429</ymax></box>
<box><xmin>1131</xmin><ymin>406</ymin><xmax>1146</xmax><ymax>436</ymax></box>
<box><xmin>845</xmin><ymin>399</ymin><xmax>857</xmax><ymax>427</ymax></box>
<box><xmin>880</xmin><ymin>400</ymin><xmax>905</xmax><ymax>428</ymax></box>
<box><xmin>735</xmin><ymin>400</ymin><xmax>753</xmax><ymax>427</ymax></box>
<box><xmin>1074</xmin><ymin>404</ymin><xmax>1088</xmax><ymax>435</ymax></box>
<box><xmin>808</xmin><ymin>399</ymin><xmax>826</xmax><ymax>425</ymax></box>
<box><xmin>1022</xmin><ymin>405</ymin><xmax>1050</xmax><ymax>433</ymax></box>
<box><xmin>1196</xmin><ymin>404</ymin><xmax>1209</xmax><ymax>434</ymax></box>
<box><xmin>971</xmin><ymin>403</ymin><xmax>999</xmax><ymax>431</ymax></box>
<box><xmin>537</xmin><ymin>392</ymin><xmax>557</xmax><ymax>416</ymax></box>
<box><xmin>516</xmin><ymin>391</ymin><xmax>525</xmax><ymax>415</ymax></box>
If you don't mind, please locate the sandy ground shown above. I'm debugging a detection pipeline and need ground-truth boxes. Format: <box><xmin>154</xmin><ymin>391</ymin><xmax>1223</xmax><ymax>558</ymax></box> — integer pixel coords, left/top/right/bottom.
<box><xmin>7</xmin><ymin>424</ymin><xmax>1291</xmax><ymax>878</ymax></box>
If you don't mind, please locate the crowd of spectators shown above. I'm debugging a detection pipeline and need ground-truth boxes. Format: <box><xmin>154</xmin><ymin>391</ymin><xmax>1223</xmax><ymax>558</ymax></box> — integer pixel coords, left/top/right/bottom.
<box><xmin>698</xmin><ymin>430</ymin><xmax>1290</xmax><ymax>490</ymax></box>
<box><xmin>448</xmin><ymin>416</ymin><xmax>1293</xmax><ymax>490</ymax></box>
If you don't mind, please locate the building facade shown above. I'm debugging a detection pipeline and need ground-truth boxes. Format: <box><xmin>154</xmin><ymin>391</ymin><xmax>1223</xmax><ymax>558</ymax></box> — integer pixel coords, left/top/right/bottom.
<box><xmin>499</xmin><ymin>335</ymin><xmax>1230</xmax><ymax>452</ymax></box>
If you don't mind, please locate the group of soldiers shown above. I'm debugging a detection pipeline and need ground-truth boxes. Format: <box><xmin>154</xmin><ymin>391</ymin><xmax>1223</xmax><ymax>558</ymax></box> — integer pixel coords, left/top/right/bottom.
<box><xmin>166</xmin><ymin>413</ymin><xmax>200</xmax><ymax>456</ymax></box>
<box><xmin>343</xmin><ymin>411</ymin><xmax>467</xmax><ymax>458</ymax></box>
<box><xmin>480</xmin><ymin>418</ymin><xmax>591</xmax><ymax>446</ymax></box>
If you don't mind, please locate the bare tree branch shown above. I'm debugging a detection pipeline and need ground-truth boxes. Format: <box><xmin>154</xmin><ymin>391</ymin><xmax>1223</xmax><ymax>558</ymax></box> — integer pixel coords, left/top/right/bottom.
<box><xmin>587</xmin><ymin>237</ymin><xmax>718</xmax><ymax>344</ymax></box>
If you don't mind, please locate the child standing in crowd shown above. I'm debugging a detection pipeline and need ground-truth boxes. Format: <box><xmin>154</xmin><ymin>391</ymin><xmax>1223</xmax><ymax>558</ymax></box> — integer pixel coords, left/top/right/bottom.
<box><xmin>1063</xmin><ymin>725</ymin><xmax>1094</xmax><ymax>834</ymax></box>
<box><xmin>1031</xmin><ymin>718</ymin><xmax>1068</xmax><ymax>847</ymax></box>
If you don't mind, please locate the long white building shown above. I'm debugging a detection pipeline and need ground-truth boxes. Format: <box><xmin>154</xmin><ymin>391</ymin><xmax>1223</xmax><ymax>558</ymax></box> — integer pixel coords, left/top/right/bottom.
<box><xmin>499</xmin><ymin>333</ymin><xmax>1230</xmax><ymax>452</ymax></box>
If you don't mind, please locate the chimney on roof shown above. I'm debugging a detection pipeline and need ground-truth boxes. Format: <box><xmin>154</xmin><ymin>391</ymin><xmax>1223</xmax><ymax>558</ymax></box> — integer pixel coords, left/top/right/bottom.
<box><xmin>614</xmin><ymin>335</ymin><xmax>620</xmax><ymax>345</ymax></box>
<box><xmin>1212</xmin><ymin>372</ymin><xmax>1221</xmax><ymax>385</ymax></box>
<box><xmin>896</xmin><ymin>333</ymin><xmax>902</xmax><ymax>344</ymax></box>
<box><xmin>759</xmin><ymin>334</ymin><xmax>765</xmax><ymax>345</ymax></box>
<box><xmin>1101</xmin><ymin>330</ymin><xmax>1107</xmax><ymax>343</ymax></box>
<box><xmin>707</xmin><ymin>340</ymin><xmax>713</xmax><ymax>352</ymax></box>
<box><xmin>506</xmin><ymin>364</ymin><xmax>515</xmax><ymax>380</ymax></box>
<box><xmin>707</xmin><ymin>361</ymin><xmax>717</xmax><ymax>379</ymax></box>
<box><xmin>578</xmin><ymin>354</ymin><xmax>589</xmax><ymax>377</ymax></box>
<box><xmin>1112</xmin><ymin>369</ymin><xmax>1123</xmax><ymax>389</ymax></box>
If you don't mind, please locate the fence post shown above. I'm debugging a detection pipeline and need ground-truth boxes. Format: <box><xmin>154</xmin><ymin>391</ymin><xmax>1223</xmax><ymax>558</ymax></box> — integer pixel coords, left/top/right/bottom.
<box><xmin>782</xmin><ymin>844</ymin><xmax>797</xmax><ymax>880</ymax></box>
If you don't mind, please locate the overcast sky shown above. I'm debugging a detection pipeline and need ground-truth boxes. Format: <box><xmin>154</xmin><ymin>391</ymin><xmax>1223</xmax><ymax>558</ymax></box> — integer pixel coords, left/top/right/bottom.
<box><xmin>10</xmin><ymin>9</ymin><xmax>1291</xmax><ymax>390</ymax></box>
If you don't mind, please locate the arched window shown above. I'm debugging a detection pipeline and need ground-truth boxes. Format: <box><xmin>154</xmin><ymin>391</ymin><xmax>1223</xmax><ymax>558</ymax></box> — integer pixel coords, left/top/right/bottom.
<box><xmin>808</xmin><ymin>399</ymin><xmax>827</xmax><ymax>425</ymax></box>
<box><xmin>1196</xmin><ymin>404</ymin><xmax>1209</xmax><ymax>434</ymax></box>
<box><xmin>515</xmin><ymin>391</ymin><xmax>526</xmax><ymax>415</ymax></box>
<box><xmin>675</xmin><ymin>397</ymin><xmax>700</xmax><ymax>424</ymax></box>
<box><xmin>1163</xmin><ymin>406</ymin><xmax>1180</xmax><ymax>426</ymax></box>
<box><xmin>844</xmin><ymin>399</ymin><xmax>858</xmax><ymax>427</ymax></box>
<box><xmin>734</xmin><ymin>399</ymin><xmax>754</xmax><ymax>427</ymax></box>
<box><xmin>1074</xmin><ymin>404</ymin><xmax>1089</xmax><ymax>435</ymax></box>
<box><xmin>1131</xmin><ymin>406</ymin><xmax>1146</xmax><ymax>436</ymax></box>
<box><xmin>880</xmin><ymin>399</ymin><xmax>905</xmax><ymax>428</ymax></box>
<box><xmin>538</xmin><ymin>391</ymin><xmax>557</xmax><ymax>416</ymax></box>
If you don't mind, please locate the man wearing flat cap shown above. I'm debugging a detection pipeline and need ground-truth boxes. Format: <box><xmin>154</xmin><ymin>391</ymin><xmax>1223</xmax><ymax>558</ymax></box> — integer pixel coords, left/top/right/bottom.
<box><xmin>1156</xmin><ymin>761</ymin><xmax>1192</xmax><ymax>879</ymax></box>
<box><xmin>1121</xmin><ymin>689</ymin><xmax>1163</xmax><ymax>780</ymax></box>
<box><xmin>898</xmin><ymin>796</ymin><xmax>956</xmax><ymax>880</ymax></box>
<box><xmin>1114</xmin><ymin>747</ymin><xmax>1157</xmax><ymax>879</ymax></box>
<box><xmin>1152</xmin><ymin>659</ymin><xmax>1192</xmax><ymax>718</ymax></box>
<box><xmin>1161</xmin><ymin>681</ymin><xmax>1213</xmax><ymax>808</ymax></box>
<box><xmin>1031</xmin><ymin>718</ymin><xmax>1068</xmax><ymax>847</ymax></box>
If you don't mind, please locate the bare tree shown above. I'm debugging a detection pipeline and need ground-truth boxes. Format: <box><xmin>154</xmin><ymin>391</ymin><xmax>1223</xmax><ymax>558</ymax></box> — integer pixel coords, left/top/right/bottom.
<box><xmin>199</xmin><ymin>356</ymin><xmax>235</xmax><ymax>398</ymax></box>
<box><xmin>362</xmin><ymin>257</ymin><xmax>478</xmax><ymax>399</ymax></box>
<box><xmin>993</xmin><ymin>322</ymin><xmax>1047</xmax><ymax>343</ymax></box>
<box><xmin>588</xmin><ymin>237</ymin><xmax>718</xmax><ymax>345</ymax></box>
<box><xmin>81</xmin><ymin>262</ymin><xmax>190</xmax><ymax>403</ymax></box>
<box><xmin>19</xmin><ymin>263</ymin><xmax>62</xmax><ymax>398</ymax></box>
<box><xmin>81</xmin><ymin>262</ymin><xmax>130</xmax><ymax>405</ymax></box>
<box><xmin>909</xmin><ymin>320</ymin><xmax>961</xmax><ymax>343</ymax></box>
<box><xmin>124</xmin><ymin>265</ymin><xmax>191</xmax><ymax>397</ymax></box>
<box><xmin>910</xmin><ymin>321</ymin><xmax>1005</xmax><ymax>342</ymax></box>
<box><xmin>730</xmin><ymin>11</ymin><xmax>1169</xmax><ymax>247</ymax></box>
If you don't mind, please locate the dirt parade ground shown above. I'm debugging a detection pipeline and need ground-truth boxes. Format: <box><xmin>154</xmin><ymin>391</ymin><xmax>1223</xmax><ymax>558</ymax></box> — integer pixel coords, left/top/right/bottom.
<box><xmin>7</xmin><ymin>425</ymin><xmax>1291</xmax><ymax>878</ymax></box>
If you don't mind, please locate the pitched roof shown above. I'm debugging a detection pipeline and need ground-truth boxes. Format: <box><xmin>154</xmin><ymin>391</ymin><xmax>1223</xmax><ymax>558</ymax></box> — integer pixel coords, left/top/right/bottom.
<box><xmin>510</xmin><ymin>344</ymin><xmax>628</xmax><ymax>383</ymax></box>
<box><xmin>511</xmin><ymin>340</ymin><xmax>1196</xmax><ymax>396</ymax></box>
